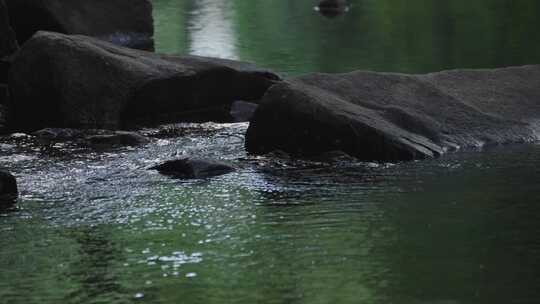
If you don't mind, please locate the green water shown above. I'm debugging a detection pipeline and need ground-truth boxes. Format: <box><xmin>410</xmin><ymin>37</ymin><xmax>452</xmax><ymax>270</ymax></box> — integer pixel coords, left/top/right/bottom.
<box><xmin>1</xmin><ymin>1</ymin><xmax>540</xmax><ymax>304</ymax></box>
<box><xmin>153</xmin><ymin>0</ymin><xmax>540</xmax><ymax>75</ymax></box>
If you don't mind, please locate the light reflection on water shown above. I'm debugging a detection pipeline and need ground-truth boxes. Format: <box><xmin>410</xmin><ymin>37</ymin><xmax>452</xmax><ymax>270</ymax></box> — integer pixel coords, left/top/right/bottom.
<box><xmin>1</xmin><ymin>0</ymin><xmax>540</xmax><ymax>302</ymax></box>
<box><xmin>0</xmin><ymin>123</ymin><xmax>539</xmax><ymax>303</ymax></box>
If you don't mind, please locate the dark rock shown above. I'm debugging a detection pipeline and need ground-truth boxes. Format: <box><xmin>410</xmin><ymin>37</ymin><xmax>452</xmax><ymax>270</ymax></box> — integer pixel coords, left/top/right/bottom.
<box><xmin>0</xmin><ymin>0</ymin><xmax>18</xmax><ymax>59</ymax></box>
<box><xmin>86</xmin><ymin>131</ymin><xmax>150</xmax><ymax>147</ymax></box>
<box><xmin>150</xmin><ymin>158</ymin><xmax>235</xmax><ymax>179</ymax></box>
<box><xmin>9</xmin><ymin>31</ymin><xmax>280</xmax><ymax>131</ymax></box>
<box><xmin>0</xmin><ymin>84</ymin><xmax>6</xmax><ymax>103</ymax></box>
<box><xmin>316</xmin><ymin>0</ymin><xmax>349</xmax><ymax>18</ymax></box>
<box><xmin>4</xmin><ymin>0</ymin><xmax>153</xmax><ymax>50</ymax></box>
<box><xmin>0</xmin><ymin>170</ymin><xmax>17</xmax><ymax>204</ymax></box>
<box><xmin>246</xmin><ymin>65</ymin><xmax>540</xmax><ymax>161</ymax></box>
<box><xmin>0</xmin><ymin>105</ymin><xmax>7</xmax><ymax>133</ymax></box>
<box><xmin>230</xmin><ymin>100</ymin><xmax>258</xmax><ymax>122</ymax></box>
<box><xmin>32</xmin><ymin>128</ymin><xmax>83</xmax><ymax>140</ymax></box>
<box><xmin>317</xmin><ymin>0</ymin><xmax>348</xmax><ymax>9</ymax></box>
<box><xmin>0</xmin><ymin>59</ymin><xmax>10</xmax><ymax>83</ymax></box>
<box><xmin>0</xmin><ymin>84</ymin><xmax>8</xmax><ymax>132</ymax></box>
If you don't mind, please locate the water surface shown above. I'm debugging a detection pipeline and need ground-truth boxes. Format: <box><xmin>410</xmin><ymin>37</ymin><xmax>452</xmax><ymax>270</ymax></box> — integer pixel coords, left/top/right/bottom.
<box><xmin>1</xmin><ymin>1</ymin><xmax>540</xmax><ymax>303</ymax></box>
<box><xmin>153</xmin><ymin>0</ymin><xmax>540</xmax><ymax>75</ymax></box>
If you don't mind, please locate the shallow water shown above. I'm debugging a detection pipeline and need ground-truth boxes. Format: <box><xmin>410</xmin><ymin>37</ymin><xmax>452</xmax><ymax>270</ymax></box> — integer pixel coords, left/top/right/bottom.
<box><xmin>2</xmin><ymin>1</ymin><xmax>540</xmax><ymax>304</ymax></box>
<box><xmin>1</xmin><ymin>123</ymin><xmax>539</xmax><ymax>304</ymax></box>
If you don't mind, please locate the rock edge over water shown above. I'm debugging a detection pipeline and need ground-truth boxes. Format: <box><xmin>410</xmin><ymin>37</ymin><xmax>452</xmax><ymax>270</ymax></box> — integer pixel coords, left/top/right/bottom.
<box><xmin>246</xmin><ymin>65</ymin><xmax>540</xmax><ymax>161</ymax></box>
<box><xmin>9</xmin><ymin>31</ymin><xmax>280</xmax><ymax>131</ymax></box>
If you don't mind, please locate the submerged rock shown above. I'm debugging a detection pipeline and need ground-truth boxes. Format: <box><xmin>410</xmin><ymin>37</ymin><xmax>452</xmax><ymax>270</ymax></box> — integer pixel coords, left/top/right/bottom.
<box><xmin>8</xmin><ymin>31</ymin><xmax>280</xmax><ymax>132</ymax></box>
<box><xmin>0</xmin><ymin>0</ymin><xmax>18</xmax><ymax>59</ymax></box>
<box><xmin>150</xmin><ymin>158</ymin><xmax>235</xmax><ymax>179</ymax></box>
<box><xmin>4</xmin><ymin>0</ymin><xmax>153</xmax><ymax>50</ymax></box>
<box><xmin>246</xmin><ymin>65</ymin><xmax>540</xmax><ymax>161</ymax></box>
<box><xmin>86</xmin><ymin>131</ymin><xmax>150</xmax><ymax>147</ymax></box>
<box><xmin>0</xmin><ymin>170</ymin><xmax>17</xmax><ymax>205</ymax></box>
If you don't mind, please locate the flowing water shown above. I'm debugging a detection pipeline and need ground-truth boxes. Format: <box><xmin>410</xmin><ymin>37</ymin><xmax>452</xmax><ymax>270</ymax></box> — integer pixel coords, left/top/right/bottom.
<box><xmin>1</xmin><ymin>1</ymin><xmax>540</xmax><ymax>303</ymax></box>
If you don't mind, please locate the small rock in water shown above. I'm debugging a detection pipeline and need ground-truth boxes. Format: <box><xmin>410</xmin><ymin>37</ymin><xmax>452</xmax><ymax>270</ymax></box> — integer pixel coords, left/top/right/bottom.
<box><xmin>150</xmin><ymin>158</ymin><xmax>235</xmax><ymax>179</ymax></box>
<box><xmin>0</xmin><ymin>170</ymin><xmax>17</xmax><ymax>206</ymax></box>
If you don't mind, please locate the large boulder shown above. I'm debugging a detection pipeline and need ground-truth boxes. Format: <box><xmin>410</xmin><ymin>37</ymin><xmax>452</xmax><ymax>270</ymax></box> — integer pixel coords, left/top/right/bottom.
<box><xmin>246</xmin><ymin>65</ymin><xmax>540</xmax><ymax>161</ymax></box>
<box><xmin>8</xmin><ymin>31</ymin><xmax>280</xmax><ymax>131</ymax></box>
<box><xmin>5</xmin><ymin>0</ymin><xmax>153</xmax><ymax>50</ymax></box>
<box><xmin>0</xmin><ymin>170</ymin><xmax>17</xmax><ymax>205</ymax></box>
<box><xmin>0</xmin><ymin>0</ymin><xmax>18</xmax><ymax>59</ymax></box>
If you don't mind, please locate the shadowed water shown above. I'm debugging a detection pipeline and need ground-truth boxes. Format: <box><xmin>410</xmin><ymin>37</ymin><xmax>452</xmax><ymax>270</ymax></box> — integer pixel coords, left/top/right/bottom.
<box><xmin>1</xmin><ymin>1</ymin><xmax>540</xmax><ymax>303</ymax></box>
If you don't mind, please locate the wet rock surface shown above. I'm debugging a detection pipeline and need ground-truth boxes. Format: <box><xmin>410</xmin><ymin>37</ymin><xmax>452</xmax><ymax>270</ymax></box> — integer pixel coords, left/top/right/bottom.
<box><xmin>8</xmin><ymin>32</ymin><xmax>280</xmax><ymax>132</ymax></box>
<box><xmin>246</xmin><ymin>65</ymin><xmax>540</xmax><ymax>161</ymax></box>
<box><xmin>151</xmin><ymin>158</ymin><xmax>236</xmax><ymax>179</ymax></box>
<box><xmin>4</xmin><ymin>0</ymin><xmax>153</xmax><ymax>50</ymax></box>
<box><xmin>86</xmin><ymin>131</ymin><xmax>150</xmax><ymax>147</ymax></box>
<box><xmin>230</xmin><ymin>101</ymin><xmax>258</xmax><ymax>122</ymax></box>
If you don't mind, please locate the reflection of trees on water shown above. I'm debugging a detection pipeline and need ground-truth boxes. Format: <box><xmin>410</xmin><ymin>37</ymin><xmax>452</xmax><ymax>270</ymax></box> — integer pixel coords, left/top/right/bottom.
<box><xmin>188</xmin><ymin>0</ymin><xmax>238</xmax><ymax>59</ymax></box>
<box><xmin>154</xmin><ymin>0</ymin><xmax>540</xmax><ymax>74</ymax></box>
<box><xmin>152</xmin><ymin>0</ymin><xmax>191</xmax><ymax>55</ymax></box>
<box><xmin>64</xmin><ymin>227</ymin><xmax>131</xmax><ymax>304</ymax></box>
